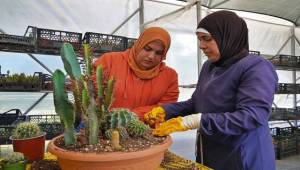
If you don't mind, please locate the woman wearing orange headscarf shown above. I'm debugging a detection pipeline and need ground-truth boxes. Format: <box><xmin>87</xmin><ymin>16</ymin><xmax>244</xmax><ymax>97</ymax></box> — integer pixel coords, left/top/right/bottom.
<box><xmin>93</xmin><ymin>27</ymin><xmax>179</xmax><ymax>120</ymax></box>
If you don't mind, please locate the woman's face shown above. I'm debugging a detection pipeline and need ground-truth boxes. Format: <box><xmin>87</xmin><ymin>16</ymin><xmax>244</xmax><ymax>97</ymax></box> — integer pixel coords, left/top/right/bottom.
<box><xmin>135</xmin><ymin>40</ymin><xmax>165</xmax><ymax>70</ymax></box>
<box><xmin>197</xmin><ymin>32</ymin><xmax>220</xmax><ymax>62</ymax></box>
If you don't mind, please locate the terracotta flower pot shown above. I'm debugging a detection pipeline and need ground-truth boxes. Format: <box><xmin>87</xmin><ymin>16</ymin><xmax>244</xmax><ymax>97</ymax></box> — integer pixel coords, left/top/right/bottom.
<box><xmin>48</xmin><ymin>135</ymin><xmax>172</xmax><ymax>170</ymax></box>
<box><xmin>10</xmin><ymin>133</ymin><xmax>46</xmax><ymax>162</ymax></box>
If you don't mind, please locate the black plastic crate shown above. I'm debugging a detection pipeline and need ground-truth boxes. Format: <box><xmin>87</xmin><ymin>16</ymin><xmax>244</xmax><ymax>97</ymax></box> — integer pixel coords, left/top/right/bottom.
<box><xmin>270</xmin><ymin>108</ymin><xmax>299</xmax><ymax>120</ymax></box>
<box><xmin>27</xmin><ymin>114</ymin><xmax>60</xmax><ymax>123</ymax></box>
<box><xmin>269</xmin><ymin>55</ymin><xmax>300</xmax><ymax>68</ymax></box>
<box><xmin>249</xmin><ymin>50</ymin><xmax>260</xmax><ymax>56</ymax></box>
<box><xmin>0</xmin><ymin>34</ymin><xmax>35</xmax><ymax>53</ymax></box>
<box><xmin>272</xmin><ymin>127</ymin><xmax>295</xmax><ymax>139</ymax></box>
<box><xmin>0</xmin><ymin>109</ymin><xmax>25</xmax><ymax>125</ymax></box>
<box><xmin>0</xmin><ymin>125</ymin><xmax>14</xmax><ymax>144</ymax></box>
<box><xmin>127</xmin><ymin>38</ymin><xmax>137</xmax><ymax>49</ymax></box>
<box><xmin>0</xmin><ymin>123</ymin><xmax>63</xmax><ymax>144</ymax></box>
<box><xmin>36</xmin><ymin>27</ymin><xmax>82</xmax><ymax>51</ymax></box>
<box><xmin>0</xmin><ymin>115</ymin><xmax>63</xmax><ymax>144</ymax></box>
<box><xmin>38</xmin><ymin>122</ymin><xmax>63</xmax><ymax>140</ymax></box>
<box><xmin>271</xmin><ymin>108</ymin><xmax>290</xmax><ymax>120</ymax></box>
<box><xmin>277</xmin><ymin>83</ymin><xmax>296</xmax><ymax>94</ymax></box>
<box><xmin>274</xmin><ymin>136</ymin><xmax>298</xmax><ymax>159</ymax></box>
<box><xmin>27</xmin><ymin>115</ymin><xmax>62</xmax><ymax>138</ymax></box>
<box><xmin>27</xmin><ymin>115</ymin><xmax>63</xmax><ymax>140</ymax></box>
<box><xmin>270</xmin><ymin>127</ymin><xmax>277</xmax><ymax>136</ymax></box>
<box><xmin>0</xmin><ymin>34</ymin><xmax>34</xmax><ymax>46</ymax></box>
<box><xmin>83</xmin><ymin>32</ymin><xmax>127</xmax><ymax>53</ymax></box>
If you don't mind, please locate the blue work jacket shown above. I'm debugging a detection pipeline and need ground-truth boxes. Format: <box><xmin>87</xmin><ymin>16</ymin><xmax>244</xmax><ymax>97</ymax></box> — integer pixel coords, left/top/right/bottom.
<box><xmin>164</xmin><ymin>54</ymin><xmax>278</xmax><ymax>170</ymax></box>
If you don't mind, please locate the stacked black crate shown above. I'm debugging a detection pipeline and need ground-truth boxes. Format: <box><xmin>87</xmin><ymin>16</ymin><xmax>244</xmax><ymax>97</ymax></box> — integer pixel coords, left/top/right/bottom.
<box><xmin>269</xmin><ymin>54</ymin><xmax>300</xmax><ymax>159</ymax></box>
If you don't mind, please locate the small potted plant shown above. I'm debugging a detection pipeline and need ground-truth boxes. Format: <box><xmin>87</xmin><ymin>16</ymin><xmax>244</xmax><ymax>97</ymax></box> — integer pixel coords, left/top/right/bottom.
<box><xmin>1</xmin><ymin>152</ymin><xmax>27</xmax><ymax>170</ymax></box>
<box><xmin>47</xmin><ymin>43</ymin><xmax>172</xmax><ymax>170</ymax></box>
<box><xmin>10</xmin><ymin>122</ymin><xmax>46</xmax><ymax>162</ymax></box>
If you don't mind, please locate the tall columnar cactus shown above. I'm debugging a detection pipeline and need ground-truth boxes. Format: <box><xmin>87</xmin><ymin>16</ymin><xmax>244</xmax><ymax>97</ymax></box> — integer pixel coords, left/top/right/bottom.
<box><xmin>53</xmin><ymin>69</ymin><xmax>76</xmax><ymax>145</ymax></box>
<box><xmin>53</xmin><ymin>43</ymin><xmax>115</xmax><ymax>146</ymax></box>
<box><xmin>83</xmin><ymin>44</ymin><xmax>92</xmax><ymax>77</ymax></box>
<box><xmin>12</xmin><ymin>122</ymin><xmax>42</xmax><ymax>139</ymax></box>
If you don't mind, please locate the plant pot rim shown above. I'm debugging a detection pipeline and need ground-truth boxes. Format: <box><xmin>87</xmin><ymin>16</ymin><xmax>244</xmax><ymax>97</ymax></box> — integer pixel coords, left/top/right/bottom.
<box><xmin>10</xmin><ymin>132</ymin><xmax>46</xmax><ymax>141</ymax></box>
<box><xmin>48</xmin><ymin>134</ymin><xmax>172</xmax><ymax>162</ymax></box>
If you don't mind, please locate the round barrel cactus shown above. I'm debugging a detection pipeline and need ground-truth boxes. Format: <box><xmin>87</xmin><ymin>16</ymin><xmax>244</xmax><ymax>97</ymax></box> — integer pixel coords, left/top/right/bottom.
<box><xmin>12</xmin><ymin>122</ymin><xmax>42</xmax><ymax>139</ymax></box>
<box><xmin>105</xmin><ymin>109</ymin><xmax>138</xmax><ymax>129</ymax></box>
<box><xmin>104</xmin><ymin>126</ymin><xmax>129</xmax><ymax>140</ymax></box>
<box><xmin>126</xmin><ymin>120</ymin><xmax>149</xmax><ymax>137</ymax></box>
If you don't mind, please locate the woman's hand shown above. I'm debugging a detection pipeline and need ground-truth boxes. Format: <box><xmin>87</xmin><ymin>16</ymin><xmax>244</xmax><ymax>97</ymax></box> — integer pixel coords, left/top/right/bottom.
<box><xmin>152</xmin><ymin>113</ymin><xmax>202</xmax><ymax>136</ymax></box>
<box><xmin>144</xmin><ymin>106</ymin><xmax>166</xmax><ymax>128</ymax></box>
<box><xmin>152</xmin><ymin>117</ymin><xmax>188</xmax><ymax>136</ymax></box>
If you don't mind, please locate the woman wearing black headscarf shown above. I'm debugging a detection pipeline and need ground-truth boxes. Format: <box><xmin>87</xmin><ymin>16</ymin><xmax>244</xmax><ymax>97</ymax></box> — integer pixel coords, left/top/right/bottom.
<box><xmin>144</xmin><ymin>10</ymin><xmax>278</xmax><ymax>170</ymax></box>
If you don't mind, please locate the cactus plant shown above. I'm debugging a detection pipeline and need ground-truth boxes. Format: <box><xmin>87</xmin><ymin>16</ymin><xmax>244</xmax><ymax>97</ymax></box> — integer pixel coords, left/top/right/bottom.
<box><xmin>126</xmin><ymin>120</ymin><xmax>149</xmax><ymax>137</ymax></box>
<box><xmin>48</xmin><ymin>42</ymin><xmax>172</xmax><ymax>170</ymax></box>
<box><xmin>104</xmin><ymin>126</ymin><xmax>129</xmax><ymax>140</ymax></box>
<box><xmin>10</xmin><ymin>122</ymin><xmax>46</xmax><ymax>162</ymax></box>
<box><xmin>2</xmin><ymin>152</ymin><xmax>25</xmax><ymax>165</ymax></box>
<box><xmin>12</xmin><ymin>122</ymin><xmax>43</xmax><ymax>139</ymax></box>
<box><xmin>1</xmin><ymin>152</ymin><xmax>27</xmax><ymax>170</ymax></box>
<box><xmin>105</xmin><ymin>109</ymin><xmax>138</xmax><ymax>129</ymax></box>
<box><xmin>53</xmin><ymin>43</ymin><xmax>144</xmax><ymax>146</ymax></box>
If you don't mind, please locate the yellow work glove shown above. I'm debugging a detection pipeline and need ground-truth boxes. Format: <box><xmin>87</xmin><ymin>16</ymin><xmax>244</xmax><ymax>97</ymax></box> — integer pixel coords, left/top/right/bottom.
<box><xmin>152</xmin><ymin>117</ymin><xmax>188</xmax><ymax>136</ymax></box>
<box><xmin>144</xmin><ymin>106</ymin><xmax>166</xmax><ymax>128</ymax></box>
<box><xmin>153</xmin><ymin>113</ymin><xmax>202</xmax><ymax>136</ymax></box>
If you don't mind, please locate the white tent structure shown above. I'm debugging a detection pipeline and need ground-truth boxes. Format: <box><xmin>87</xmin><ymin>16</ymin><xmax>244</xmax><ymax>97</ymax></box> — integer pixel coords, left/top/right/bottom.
<box><xmin>0</xmin><ymin>0</ymin><xmax>299</xmax><ymax>110</ymax></box>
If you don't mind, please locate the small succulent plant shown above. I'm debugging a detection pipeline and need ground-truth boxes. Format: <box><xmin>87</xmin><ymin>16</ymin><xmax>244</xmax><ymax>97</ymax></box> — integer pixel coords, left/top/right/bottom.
<box><xmin>3</xmin><ymin>152</ymin><xmax>25</xmax><ymax>164</ymax></box>
<box><xmin>12</xmin><ymin>122</ymin><xmax>43</xmax><ymax>139</ymax></box>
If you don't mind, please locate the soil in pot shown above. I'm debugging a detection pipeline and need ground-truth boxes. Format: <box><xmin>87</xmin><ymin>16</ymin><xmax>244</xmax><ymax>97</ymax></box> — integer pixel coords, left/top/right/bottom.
<box><xmin>31</xmin><ymin>160</ymin><xmax>60</xmax><ymax>170</ymax></box>
<box><xmin>49</xmin><ymin>130</ymin><xmax>171</xmax><ymax>170</ymax></box>
<box><xmin>55</xmin><ymin>131</ymin><xmax>166</xmax><ymax>153</ymax></box>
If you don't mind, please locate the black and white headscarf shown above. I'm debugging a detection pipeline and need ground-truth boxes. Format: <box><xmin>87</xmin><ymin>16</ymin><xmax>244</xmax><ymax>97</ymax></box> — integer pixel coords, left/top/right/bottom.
<box><xmin>197</xmin><ymin>10</ymin><xmax>249</xmax><ymax>67</ymax></box>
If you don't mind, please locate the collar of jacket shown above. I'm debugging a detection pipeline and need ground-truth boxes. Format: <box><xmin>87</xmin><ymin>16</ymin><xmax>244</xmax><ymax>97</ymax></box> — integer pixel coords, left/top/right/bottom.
<box><xmin>209</xmin><ymin>49</ymin><xmax>249</xmax><ymax>71</ymax></box>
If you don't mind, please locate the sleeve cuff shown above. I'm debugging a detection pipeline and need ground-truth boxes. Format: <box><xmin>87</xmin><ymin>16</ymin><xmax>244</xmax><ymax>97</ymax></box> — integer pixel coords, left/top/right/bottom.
<box><xmin>182</xmin><ymin>113</ymin><xmax>202</xmax><ymax>129</ymax></box>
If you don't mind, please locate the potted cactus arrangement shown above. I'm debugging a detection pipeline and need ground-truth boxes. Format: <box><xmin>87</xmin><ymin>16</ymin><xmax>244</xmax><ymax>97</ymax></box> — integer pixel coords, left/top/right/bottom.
<box><xmin>10</xmin><ymin>122</ymin><xmax>46</xmax><ymax>162</ymax></box>
<box><xmin>47</xmin><ymin>43</ymin><xmax>171</xmax><ymax>170</ymax></box>
<box><xmin>1</xmin><ymin>152</ymin><xmax>27</xmax><ymax>170</ymax></box>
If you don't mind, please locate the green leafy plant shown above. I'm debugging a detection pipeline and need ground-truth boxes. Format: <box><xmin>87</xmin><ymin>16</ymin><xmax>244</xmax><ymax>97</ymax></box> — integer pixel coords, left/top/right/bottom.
<box><xmin>0</xmin><ymin>73</ymin><xmax>39</xmax><ymax>85</ymax></box>
<box><xmin>53</xmin><ymin>43</ymin><xmax>146</xmax><ymax>146</ymax></box>
<box><xmin>12</xmin><ymin>122</ymin><xmax>43</xmax><ymax>139</ymax></box>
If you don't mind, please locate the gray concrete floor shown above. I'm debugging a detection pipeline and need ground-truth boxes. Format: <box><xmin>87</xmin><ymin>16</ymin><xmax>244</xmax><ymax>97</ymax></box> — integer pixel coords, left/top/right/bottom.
<box><xmin>169</xmin><ymin>130</ymin><xmax>300</xmax><ymax>170</ymax></box>
<box><xmin>276</xmin><ymin>154</ymin><xmax>300</xmax><ymax>170</ymax></box>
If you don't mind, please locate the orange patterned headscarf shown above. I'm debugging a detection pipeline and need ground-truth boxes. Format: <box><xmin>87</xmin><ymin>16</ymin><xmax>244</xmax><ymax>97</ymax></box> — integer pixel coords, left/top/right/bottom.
<box><xmin>127</xmin><ymin>27</ymin><xmax>171</xmax><ymax>79</ymax></box>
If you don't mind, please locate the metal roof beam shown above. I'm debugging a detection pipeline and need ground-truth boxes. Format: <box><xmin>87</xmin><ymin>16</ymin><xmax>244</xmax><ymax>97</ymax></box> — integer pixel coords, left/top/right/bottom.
<box><xmin>146</xmin><ymin>0</ymin><xmax>185</xmax><ymax>7</ymax></box>
<box><xmin>111</xmin><ymin>7</ymin><xmax>141</xmax><ymax>34</ymax></box>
